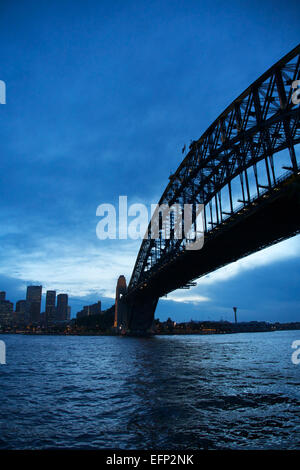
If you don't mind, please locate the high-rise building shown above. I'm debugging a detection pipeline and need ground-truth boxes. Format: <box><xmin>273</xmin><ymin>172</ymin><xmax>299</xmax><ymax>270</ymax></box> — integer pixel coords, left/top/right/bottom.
<box><xmin>16</xmin><ymin>300</ymin><xmax>26</xmax><ymax>312</ymax></box>
<box><xmin>0</xmin><ymin>298</ymin><xmax>13</xmax><ymax>326</ymax></box>
<box><xmin>67</xmin><ymin>305</ymin><xmax>71</xmax><ymax>321</ymax></box>
<box><xmin>15</xmin><ymin>300</ymin><xmax>27</xmax><ymax>324</ymax></box>
<box><xmin>26</xmin><ymin>286</ymin><xmax>42</xmax><ymax>324</ymax></box>
<box><xmin>0</xmin><ymin>291</ymin><xmax>6</xmax><ymax>301</ymax></box>
<box><xmin>57</xmin><ymin>294</ymin><xmax>68</xmax><ymax>321</ymax></box>
<box><xmin>45</xmin><ymin>290</ymin><xmax>56</xmax><ymax>324</ymax></box>
<box><xmin>76</xmin><ymin>301</ymin><xmax>101</xmax><ymax>318</ymax></box>
<box><xmin>89</xmin><ymin>301</ymin><xmax>101</xmax><ymax>315</ymax></box>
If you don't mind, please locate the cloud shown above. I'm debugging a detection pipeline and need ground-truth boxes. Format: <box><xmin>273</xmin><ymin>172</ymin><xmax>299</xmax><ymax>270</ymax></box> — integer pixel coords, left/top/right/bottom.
<box><xmin>162</xmin><ymin>293</ymin><xmax>210</xmax><ymax>304</ymax></box>
<box><xmin>0</xmin><ymin>224</ymin><xmax>299</xmax><ymax>309</ymax></box>
<box><xmin>0</xmin><ymin>234</ymin><xmax>140</xmax><ymax>299</ymax></box>
<box><xmin>157</xmin><ymin>234</ymin><xmax>300</xmax><ymax>306</ymax></box>
<box><xmin>197</xmin><ymin>235</ymin><xmax>300</xmax><ymax>286</ymax></box>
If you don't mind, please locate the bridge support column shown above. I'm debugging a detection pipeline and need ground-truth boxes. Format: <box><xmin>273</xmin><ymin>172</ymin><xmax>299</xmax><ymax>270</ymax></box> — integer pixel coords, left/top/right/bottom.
<box><xmin>115</xmin><ymin>276</ymin><xmax>158</xmax><ymax>335</ymax></box>
<box><xmin>127</xmin><ymin>295</ymin><xmax>159</xmax><ymax>336</ymax></box>
<box><xmin>114</xmin><ymin>275</ymin><xmax>128</xmax><ymax>333</ymax></box>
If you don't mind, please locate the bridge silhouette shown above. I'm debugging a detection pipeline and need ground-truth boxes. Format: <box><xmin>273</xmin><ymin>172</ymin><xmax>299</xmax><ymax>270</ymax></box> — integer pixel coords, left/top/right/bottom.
<box><xmin>114</xmin><ymin>44</ymin><xmax>300</xmax><ymax>335</ymax></box>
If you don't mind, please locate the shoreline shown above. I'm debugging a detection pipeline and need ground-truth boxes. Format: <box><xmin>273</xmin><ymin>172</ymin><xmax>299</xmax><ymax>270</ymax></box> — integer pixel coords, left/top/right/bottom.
<box><xmin>1</xmin><ymin>327</ymin><xmax>300</xmax><ymax>337</ymax></box>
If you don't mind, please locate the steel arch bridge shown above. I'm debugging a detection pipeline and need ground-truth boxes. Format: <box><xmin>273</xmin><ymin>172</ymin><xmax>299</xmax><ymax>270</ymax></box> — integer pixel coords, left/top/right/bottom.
<box><xmin>115</xmin><ymin>44</ymin><xmax>300</xmax><ymax>335</ymax></box>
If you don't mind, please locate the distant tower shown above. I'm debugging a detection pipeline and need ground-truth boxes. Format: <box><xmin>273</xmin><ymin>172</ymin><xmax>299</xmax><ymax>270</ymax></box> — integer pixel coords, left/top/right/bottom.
<box><xmin>233</xmin><ymin>306</ymin><xmax>238</xmax><ymax>324</ymax></box>
<box><xmin>26</xmin><ymin>286</ymin><xmax>42</xmax><ymax>323</ymax></box>
<box><xmin>15</xmin><ymin>300</ymin><xmax>26</xmax><ymax>324</ymax></box>
<box><xmin>114</xmin><ymin>275</ymin><xmax>127</xmax><ymax>330</ymax></box>
<box><xmin>45</xmin><ymin>290</ymin><xmax>56</xmax><ymax>324</ymax></box>
<box><xmin>57</xmin><ymin>294</ymin><xmax>68</xmax><ymax>321</ymax></box>
<box><xmin>0</xmin><ymin>293</ymin><xmax>13</xmax><ymax>326</ymax></box>
<box><xmin>0</xmin><ymin>292</ymin><xmax>6</xmax><ymax>301</ymax></box>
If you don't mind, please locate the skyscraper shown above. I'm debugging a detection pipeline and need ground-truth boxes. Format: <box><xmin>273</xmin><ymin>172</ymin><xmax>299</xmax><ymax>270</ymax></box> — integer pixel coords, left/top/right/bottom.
<box><xmin>45</xmin><ymin>290</ymin><xmax>56</xmax><ymax>324</ymax></box>
<box><xmin>15</xmin><ymin>300</ymin><xmax>27</xmax><ymax>324</ymax></box>
<box><xmin>0</xmin><ymin>292</ymin><xmax>6</xmax><ymax>301</ymax></box>
<box><xmin>57</xmin><ymin>294</ymin><xmax>68</xmax><ymax>321</ymax></box>
<box><xmin>26</xmin><ymin>286</ymin><xmax>42</xmax><ymax>324</ymax></box>
<box><xmin>0</xmin><ymin>297</ymin><xmax>13</xmax><ymax>326</ymax></box>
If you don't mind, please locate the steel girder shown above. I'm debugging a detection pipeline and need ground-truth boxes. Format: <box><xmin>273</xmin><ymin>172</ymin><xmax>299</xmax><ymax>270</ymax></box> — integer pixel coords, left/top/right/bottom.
<box><xmin>128</xmin><ymin>44</ymin><xmax>300</xmax><ymax>292</ymax></box>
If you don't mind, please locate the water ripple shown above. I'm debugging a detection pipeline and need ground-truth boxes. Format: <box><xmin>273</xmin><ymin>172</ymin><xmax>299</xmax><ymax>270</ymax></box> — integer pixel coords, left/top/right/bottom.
<box><xmin>0</xmin><ymin>330</ymin><xmax>299</xmax><ymax>449</ymax></box>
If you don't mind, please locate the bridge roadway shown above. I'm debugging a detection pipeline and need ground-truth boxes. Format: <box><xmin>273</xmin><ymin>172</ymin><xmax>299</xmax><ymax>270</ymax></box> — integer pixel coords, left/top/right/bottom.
<box><xmin>119</xmin><ymin>171</ymin><xmax>300</xmax><ymax>334</ymax></box>
<box><xmin>128</xmin><ymin>170</ymin><xmax>300</xmax><ymax>298</ymax></box>
<box><xmin>114</xmin><ymin>45</ymin><xmax>300</xmax><ymax>335</ymax></box>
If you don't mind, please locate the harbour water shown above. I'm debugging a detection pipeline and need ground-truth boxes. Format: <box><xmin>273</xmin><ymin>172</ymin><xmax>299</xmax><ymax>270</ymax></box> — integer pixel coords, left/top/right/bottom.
<box><xmin>0</xmin><ymin>330</ymin><xmax>299</xmax><ymax>449</ymax></box>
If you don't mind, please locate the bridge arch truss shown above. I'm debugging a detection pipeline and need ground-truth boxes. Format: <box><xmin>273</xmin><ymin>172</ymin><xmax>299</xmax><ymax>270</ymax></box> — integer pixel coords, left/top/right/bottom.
<box><xmin>128</xmin><ymin>45</ymin><xmax>300</xmax><ymax>294</ymax></box>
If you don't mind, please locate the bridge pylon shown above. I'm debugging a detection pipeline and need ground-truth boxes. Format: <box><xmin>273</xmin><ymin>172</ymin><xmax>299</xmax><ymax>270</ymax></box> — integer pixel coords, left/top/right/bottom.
<box><xmin>114</xmin><ymin>275</ymin><xmax>158</xmax><ymax>335</ymax></box>
<box><xmin>114</xmin><ymin>275</ymin><xmax>128</xmax><ymax>333</ymax></box>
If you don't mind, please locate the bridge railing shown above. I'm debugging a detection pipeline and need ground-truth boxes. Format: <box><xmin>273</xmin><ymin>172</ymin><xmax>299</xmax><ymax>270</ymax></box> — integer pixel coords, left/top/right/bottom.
<box><xmin>208</xmin><ymin>164</ymin><xmax>300</xmax><ymax>229</ymax></box>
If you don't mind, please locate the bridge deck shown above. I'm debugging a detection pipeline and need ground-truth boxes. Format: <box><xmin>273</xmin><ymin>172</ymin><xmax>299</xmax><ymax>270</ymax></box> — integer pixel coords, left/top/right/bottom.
<box><xmin>126</xmin><ymin>171</ymin><xmax>300</xmax><ymax>301</ymax></box>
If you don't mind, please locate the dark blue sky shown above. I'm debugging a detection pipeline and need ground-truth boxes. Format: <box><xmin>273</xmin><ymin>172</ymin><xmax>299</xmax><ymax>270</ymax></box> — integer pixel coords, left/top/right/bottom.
<box><xmin>0</xmin><ymin>0</ymin><xmax>299</xmax><ymax>322</ymax></box>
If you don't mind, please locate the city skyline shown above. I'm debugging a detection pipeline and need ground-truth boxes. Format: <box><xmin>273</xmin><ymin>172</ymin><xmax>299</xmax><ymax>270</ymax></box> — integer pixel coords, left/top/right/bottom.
<box><xmin>0</xmin><ymin>1</ymin><xmax>299</xmax><ymax>323</ymax></box>
<box><xmin>0</xmin><ymin>284</ymin><xmax>72</xmax><ymax>326</ymax></box>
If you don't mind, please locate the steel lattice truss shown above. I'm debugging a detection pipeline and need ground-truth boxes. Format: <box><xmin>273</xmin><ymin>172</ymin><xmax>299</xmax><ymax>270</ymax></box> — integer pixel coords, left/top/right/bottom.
<box><xmin>129</xmin><ymin>45</ymin><xmax>300</xmax><ymax>291</ymax></box>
